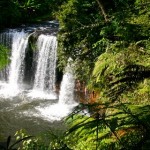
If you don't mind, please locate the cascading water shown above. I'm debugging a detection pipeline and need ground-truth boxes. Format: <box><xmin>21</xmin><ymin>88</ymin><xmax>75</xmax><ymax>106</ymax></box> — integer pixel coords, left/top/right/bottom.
<box><xmin>0</xmin><ymin>22</ymin><xmax>79</xmax><ymax>139</ymax></box>
<box><xmin>58</xmin><ymin>58</ymin><xmax>76</xmax><ymax>105</ymax></box>
<box><xmin>8</xmin><ymin>31</ymin><xmax>28</xmax><ymax>88</ymax></box>
<box><xmin>0</xmin><ymin>30</ymin><xmax>29</xmax><ymax>97</ymax></box>
<box><xmin>0</xmin><ymin>31</ymin><xmax>12</xmax><ymax>49</ymax></box>
<box><xmin>0</xmin><ymin>31</ymin><xmax>57</xmax><ymax>99</ymax></box>
<box><xmin>0</xmin><ymin>23</ymin><xmax>78</xmax><ymax>134</ymax></box>
<box><xmin>27</xmin><ymin>34</ymin><xmax>57</xmax><ymax>99</ymax></box>
<box><xmin>35</xmin><ymin>59</ymin><xmax>78</xmax><ymax>121</ymax></box>
<box><xmin>34</xmin><ymin>35</ymin><xmax>57</xmax><ymax>91</ymax></box>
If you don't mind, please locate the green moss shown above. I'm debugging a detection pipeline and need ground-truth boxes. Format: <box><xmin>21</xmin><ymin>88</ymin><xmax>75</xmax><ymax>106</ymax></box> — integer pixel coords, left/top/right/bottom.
<box><xmin>0</xmin><ymin>44</ymin><xmax>10</xmax><ymax>70</ymax></box>
<box><xmin>28</xmin><ymin>34</ymin><xmax>38</xmax><ymax>52</ymax></box>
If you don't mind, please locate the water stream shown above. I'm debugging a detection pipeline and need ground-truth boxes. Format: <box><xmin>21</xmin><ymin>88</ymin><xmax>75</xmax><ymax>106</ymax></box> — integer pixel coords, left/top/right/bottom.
<box><xmin>0</xmin><ymin>22</ymin><xmax>78</xmax><ymax>138</ymax></box>
<box><xmin>35</xmin><ymin>59</ymin><xmax>77</xmax><ymax>121</ymax></box>
<box><xmin>27</xmin><ymin>34</ymin><xmax>57</xmax><ymax>99</ymax></box>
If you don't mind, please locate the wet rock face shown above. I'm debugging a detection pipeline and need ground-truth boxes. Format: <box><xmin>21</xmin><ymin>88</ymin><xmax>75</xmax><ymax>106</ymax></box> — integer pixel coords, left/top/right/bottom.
<box><xmin>35</xmin><ymin>28</ymin><xmax>58</xmax><ymax>36</ymax></box>
<box><xmin>29</xmin><ymin>28</ymin><xmax>58</xmax><ymax>42</ymax></box>
<box><xmin>28</xmin><ymin>24</ymin><xmax>59</xmax><ymax>51</ymax></box>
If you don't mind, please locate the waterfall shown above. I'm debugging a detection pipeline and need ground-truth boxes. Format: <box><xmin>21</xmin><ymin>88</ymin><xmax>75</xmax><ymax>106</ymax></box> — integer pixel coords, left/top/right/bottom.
<box><xmin>35</xmin><ymin>58</ymin><xmax>78</xmax><ymax>121</ymax></box>
<box><xmin>8</xmin><ymin>31</ymin><xmax>28</xmax><ymax>88</ymax></box>
<box><xmin>0</xmin><ymin>30</ymin><xmax>58</xmax><ymax>99</ymax></box>
<box><xmin>58</xmin><ymin>58</ymin><xmax>75</xmax><ymax>105</ymax></box>
<box><xmin>0</xmin><ymin>25</ymin><xmax>78</xmax><ymax>123</ymax></box>
<box><xmin>0</xmin><ymin>30</ymin><xmax>29</xmax><ymax>97</ymax></box>
<box><xmin>33</xmin><ymin>35</ymin><xmax>57</xmax><ymax>91</ymax></box>
<box><xmin>0</xmin><ymin>31</ymin><xmax>12</xmax><ymax>49</ymax></box>
<box><xmin>27</xmin><ymin>34</ymin><xmax>57</xmax><ymax>99</ymax></box>
<box><xmin>0</xmin><ymin>28</ymin><xmax>76</xmax><ymax>105</ymax></box>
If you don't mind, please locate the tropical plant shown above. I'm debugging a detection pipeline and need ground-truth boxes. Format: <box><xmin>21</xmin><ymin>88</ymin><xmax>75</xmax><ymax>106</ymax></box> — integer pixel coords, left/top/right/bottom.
<box><xmin>0</xmin><ymin>135</ymin><xmax>33</xmax><ymax>150</ymax></box>
<box><xmin>57</xmin><ymin>0</ymin><xmax>150</xmax><ymax>80</ymax></box>
<box><xmin>15</xmin><ymin>129</ymin><xmax>72</xmax><ymax>150</ymax></box>
<box><xmin>64</xmin><ymin>101</ymin><xmax>150</xmax><ymax>150</ymax></box>
<box><xmin>92</xmin><ymin>43</ymin><xmax>150</xmax><ymax>103</ymax></box>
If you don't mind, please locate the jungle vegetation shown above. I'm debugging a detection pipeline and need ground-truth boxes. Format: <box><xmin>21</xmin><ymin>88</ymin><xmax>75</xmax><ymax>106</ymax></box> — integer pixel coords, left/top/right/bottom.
<box><xmin>0</xmin><ymin>0</ymin><xmax>150</xmax><ymax>149</ymax></box>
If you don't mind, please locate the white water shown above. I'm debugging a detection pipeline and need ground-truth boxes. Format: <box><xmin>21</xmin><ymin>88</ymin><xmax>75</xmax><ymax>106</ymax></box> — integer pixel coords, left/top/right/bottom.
<box><xmin>27</xmin><ymin>34</ymin><xmax>57</xmax><ymax>99</ymax></box>
<box><xmin>0</xmin><ymin>31</ymin><xmax>12</xmax><ymax>49</ymax></box>
<box><xmin>34</xmin><ymin>35</ymin><xmax>57</xmax><ymax>91</ymax></box>
<box><xmin>35</xmin><ymin>59</ymin><xmax>78</xmax><ymax>121</ymax></box>
<box><xmin>59</xmin><ymin>58</ymin><xmax>76</xmax><ymax>105</ymax></box>
<box><xmin>0</xmin><ymin>30</ymin><xmax>29</xmax><ymax>98</ymax></box>
<box><xmin>0</xmin><ymin>29</ymin><xmax>77</xmax><ymax>122</ymax></box>
<box><xmin>8</xmin><ymin>31</ymin><xmax>28</xmax><ymax>88</ymax></box>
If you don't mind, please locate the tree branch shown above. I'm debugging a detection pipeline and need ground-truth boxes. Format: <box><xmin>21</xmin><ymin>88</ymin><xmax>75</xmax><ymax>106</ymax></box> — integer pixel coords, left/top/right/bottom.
<box><xmin>95</xmin><ymin>0</ymin><xmax>109</xmax><ymax>22</ymax></box>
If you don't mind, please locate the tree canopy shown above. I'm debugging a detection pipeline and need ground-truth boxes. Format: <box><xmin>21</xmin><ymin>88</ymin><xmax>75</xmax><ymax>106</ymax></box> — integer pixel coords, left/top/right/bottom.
<box><xmin>57</xmin><ymin>0</ymin><xmax>150</xmax><ymax>79</ymax></box>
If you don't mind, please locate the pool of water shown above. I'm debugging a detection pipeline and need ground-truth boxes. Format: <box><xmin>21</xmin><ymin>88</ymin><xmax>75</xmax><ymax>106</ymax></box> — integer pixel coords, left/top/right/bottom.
<box><xmin>0</xmin><ymin>96</ymin><xmax>69</xmax><ymax>140</ymax></box>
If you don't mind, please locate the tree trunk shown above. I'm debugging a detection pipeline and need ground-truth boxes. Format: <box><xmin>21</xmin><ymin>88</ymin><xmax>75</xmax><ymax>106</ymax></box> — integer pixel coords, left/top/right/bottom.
<box><xmin>96</xmin><ymin>0</ymin><xmax>109</xmax><ymax>22</ymax></box>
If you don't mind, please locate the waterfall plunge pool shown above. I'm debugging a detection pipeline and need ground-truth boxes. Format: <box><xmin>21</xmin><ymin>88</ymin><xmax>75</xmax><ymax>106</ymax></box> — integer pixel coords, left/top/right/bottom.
<box><xmin>0</xmin><ymin>93</ymin><xmax>78</xmax><ymax>140</ymax></box>
<box><xmin>0</xmin><ymin>22</ymin><xmax>78</xmax><ymax>140</ymax></box>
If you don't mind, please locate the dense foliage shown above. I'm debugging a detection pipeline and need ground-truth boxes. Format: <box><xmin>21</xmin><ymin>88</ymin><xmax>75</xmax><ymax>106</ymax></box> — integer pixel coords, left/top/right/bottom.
<box><xmin>0</xmin><ymin>0</ymin><xmax>64</xmax><ymax>29</ymax></box>
<box><xmin>0</xmin><ymin>45</ymin><xmax>9</xmax><ymax>69</ymax></box>
<box><xmin>0</xmin><ymin>0</ymin><xmax>150</xmax><ymax>149</ymax></box>
<box><xmin>57</xmin><ymin>0</ymin><xmax>150</xmax><ymax>78</ymax></box>
<box><xmin>56</xmin><ymin>0</ymin><xmax>150</xmax><ymax>149</ymax></box>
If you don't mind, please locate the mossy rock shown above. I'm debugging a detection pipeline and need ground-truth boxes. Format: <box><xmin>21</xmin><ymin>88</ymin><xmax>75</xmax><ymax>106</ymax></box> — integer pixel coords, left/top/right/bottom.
<box><xmin>0</xmin><ymin>44</ymin><xmax>10</xmax><ymax>70</ymax></box>
<box><xmin>28</xmin><ymin>28</ymin><xmax>58</xmax><ymax>51</ymax></box>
